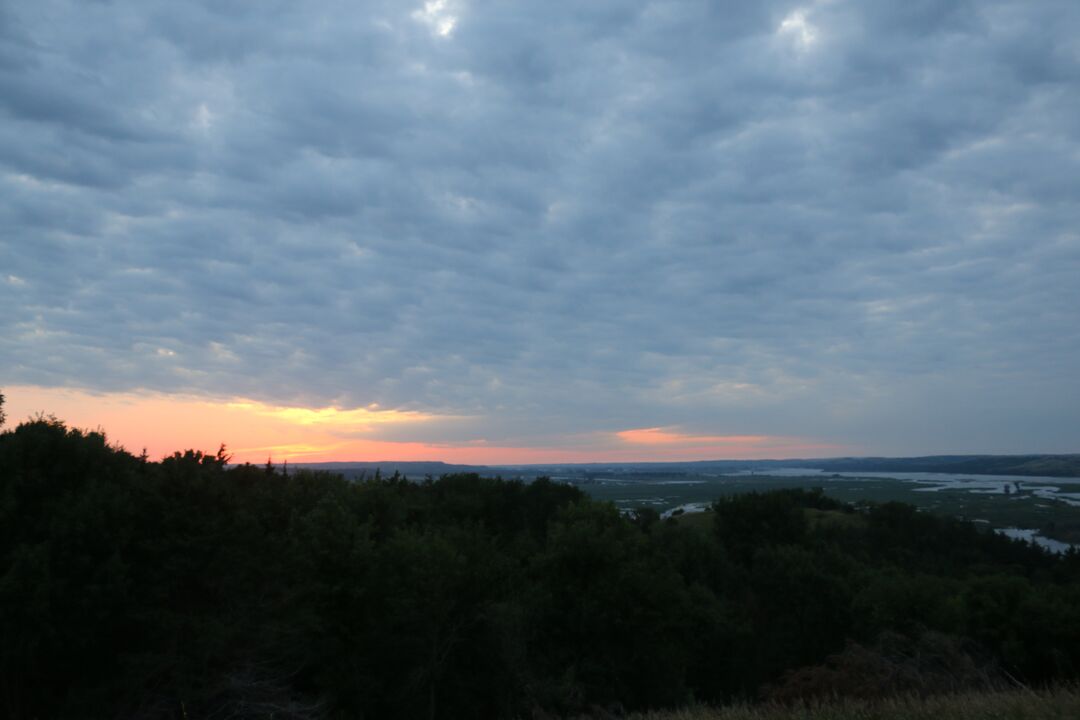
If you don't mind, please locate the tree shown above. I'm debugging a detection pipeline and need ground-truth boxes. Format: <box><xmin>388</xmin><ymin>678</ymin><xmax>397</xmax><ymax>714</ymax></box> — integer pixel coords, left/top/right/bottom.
<box><xmin>0</xmin><ymin>388</ymin><xmax>5</xmax><ymax>428</ymax></box>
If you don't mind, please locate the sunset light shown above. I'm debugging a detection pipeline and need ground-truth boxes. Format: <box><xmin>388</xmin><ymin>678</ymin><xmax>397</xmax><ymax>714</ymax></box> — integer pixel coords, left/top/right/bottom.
<box><xmin>3</xmin><ymin>386</ymin><xmax>844</xmax><ymax>464</ymax></box>
<box><xmin>225</xmin><ymin>400</ymin><xmax>438</xmax><ymax>429</ymax></box>
<box><xmin>616</xmin><ymin>427</ymin><xmax>770</xmax><ymax>447</ymax></box>
<box><xmin>2</xmin><ymin>386</ymin><xmax>447</xmax><ymax>464</ymax></box>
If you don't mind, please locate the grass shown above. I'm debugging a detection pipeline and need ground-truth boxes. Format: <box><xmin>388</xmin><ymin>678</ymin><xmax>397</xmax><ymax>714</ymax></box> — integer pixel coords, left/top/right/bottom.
<box><xmin>618</xmin><ymin>686</ymin><xmax>1080</xmax><ymax>720</ymax></box>
<box><xmin>671</xmin><ymin>508</ymin><xmax>715</xmax><ymax>532</ymax></box>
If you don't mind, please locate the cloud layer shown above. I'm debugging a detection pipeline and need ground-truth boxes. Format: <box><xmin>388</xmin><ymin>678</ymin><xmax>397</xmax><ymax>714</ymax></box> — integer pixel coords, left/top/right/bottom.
<box><xmin>2</xmin><ymin>0</ymin><xmax>1079</xmax><ymax>455</ymax></box>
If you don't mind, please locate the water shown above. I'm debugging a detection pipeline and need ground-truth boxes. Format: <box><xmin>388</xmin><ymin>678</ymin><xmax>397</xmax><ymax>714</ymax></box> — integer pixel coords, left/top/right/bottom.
<box><xmin>661</xmin><ymin>502</ymin><xmax>710</xmax><ymax>519</ymax></box>
<box><xmin>733</xmin><ymin>469</ymin><xmax>1080</xmax><ymax>486</ymax></box>
<box><xmin>996</xmin><ymin>527</ymin><xmax>1075</xmax><ymax>554</ymax></box>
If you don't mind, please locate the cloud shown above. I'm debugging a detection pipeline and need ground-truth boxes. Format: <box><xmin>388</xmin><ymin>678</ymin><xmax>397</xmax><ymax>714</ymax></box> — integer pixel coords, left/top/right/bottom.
<box><xmin>226</xmin><ymin>399</ymin><xmax>444</xmax><ymax>431</ymax></box>
<box><xmin>2</xmin><ymin>0</ymin><xmax>1079</xmax><ymax>456</ymax></box>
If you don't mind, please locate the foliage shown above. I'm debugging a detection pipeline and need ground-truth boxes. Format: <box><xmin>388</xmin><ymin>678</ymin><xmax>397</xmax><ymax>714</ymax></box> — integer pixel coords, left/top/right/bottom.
<box><xmin>2</xmin><ymin>418</ymin><xmax>1080</xmax><ymax>718</ymax></box>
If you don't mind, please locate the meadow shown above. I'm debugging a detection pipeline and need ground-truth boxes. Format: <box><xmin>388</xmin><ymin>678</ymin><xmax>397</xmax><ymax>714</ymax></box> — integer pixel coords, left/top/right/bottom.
<box><xmin>621</xmin><ymin>686</ymin><xmax>1080</xmax><ymax>720</ymax></box>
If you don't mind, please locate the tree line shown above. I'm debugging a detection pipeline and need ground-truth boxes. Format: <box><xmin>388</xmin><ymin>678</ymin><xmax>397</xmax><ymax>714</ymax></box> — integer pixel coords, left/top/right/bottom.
<box><xmin>2</xmin><ymin>413</ymin><xmax>1080</xmax><ymax>718</ymax></box>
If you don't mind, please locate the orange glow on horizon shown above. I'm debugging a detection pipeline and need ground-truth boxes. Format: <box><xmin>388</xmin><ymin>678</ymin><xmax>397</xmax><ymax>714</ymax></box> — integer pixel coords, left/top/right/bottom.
<box><xmin>617</xmin><ymin>427</ymin><xmax>771</xmax><ymax>446</ymax></box>
<box><xmin>612</xmin><ymin>426</ymin><xmax>843</xmax><ymax>461</ymax></box>
<box><xmin>1</xmin><ymin>385</ymin><xmax>446</xmax><ymax>463</ymax></box>
<box><xmin>1</xmin><ymin>386</ymin><xmax>847</xmax><ymax>464</ymax></box>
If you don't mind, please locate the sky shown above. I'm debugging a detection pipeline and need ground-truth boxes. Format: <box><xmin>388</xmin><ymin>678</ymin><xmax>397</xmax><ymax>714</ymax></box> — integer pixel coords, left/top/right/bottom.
<box><xmin>2</xmin><ymin>0</ymin><xmax>1079</xmax><ymax>464</ymax></box>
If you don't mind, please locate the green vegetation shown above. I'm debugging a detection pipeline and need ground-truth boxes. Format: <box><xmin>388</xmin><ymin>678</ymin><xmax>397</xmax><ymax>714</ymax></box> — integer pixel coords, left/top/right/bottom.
<box><xmin>577</xmin><ymin>473</ymin><xmax>1080</xmax><ymax>546</ymax></box>
<box><xmin>3</xmin><ymin>414</ymin><xmax>1080</xmax><ymax>718</ymax></box>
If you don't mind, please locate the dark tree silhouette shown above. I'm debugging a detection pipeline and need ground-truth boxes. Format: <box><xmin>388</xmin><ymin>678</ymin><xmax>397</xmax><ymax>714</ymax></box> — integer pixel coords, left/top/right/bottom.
<box><xmin>1</xmin><ymin>414</ymin><xmax>1078</xmax><ymax>719</ymax></box>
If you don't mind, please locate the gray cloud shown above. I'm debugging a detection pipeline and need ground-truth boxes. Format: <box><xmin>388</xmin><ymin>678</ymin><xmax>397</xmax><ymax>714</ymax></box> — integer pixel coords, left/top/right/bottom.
<box><xmin>2</xmin><ymin>0</ymin><xmax>1079</xmax><ymax>454</ymax></box>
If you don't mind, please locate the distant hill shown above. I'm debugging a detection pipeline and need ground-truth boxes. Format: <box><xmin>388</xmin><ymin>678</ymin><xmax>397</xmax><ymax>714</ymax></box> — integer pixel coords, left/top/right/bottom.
<box><xmin>279</xmin><ymin>454</ymin><xmax>1080</xmax><ymax>480</ymax></box>
<box><xmin>492</xmin><ymin>454</ymin><xmax>1080</xmax><ymax>478</ymax></box>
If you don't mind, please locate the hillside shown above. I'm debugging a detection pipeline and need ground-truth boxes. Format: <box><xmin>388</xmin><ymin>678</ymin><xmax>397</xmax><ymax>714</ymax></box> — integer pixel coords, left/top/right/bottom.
<box><xmin>4</xmin><ymin>416</ymin><xmax>1080</xmax><ymax>719</ymax></box>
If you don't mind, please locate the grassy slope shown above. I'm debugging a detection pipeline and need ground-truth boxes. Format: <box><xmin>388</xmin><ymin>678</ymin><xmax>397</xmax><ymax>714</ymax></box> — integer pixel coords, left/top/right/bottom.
<box><xmin>620</xmin><ymin>687</ymin><xmax>1080</xmax><ymax>720</ymax></box>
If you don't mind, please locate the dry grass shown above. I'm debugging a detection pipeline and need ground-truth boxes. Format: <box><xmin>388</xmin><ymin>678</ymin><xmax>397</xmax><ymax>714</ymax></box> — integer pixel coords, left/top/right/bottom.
<box><xmin>620</xmin><ymin>686</ymin><xmax>1080</xmax><ymax>720</ymax></box>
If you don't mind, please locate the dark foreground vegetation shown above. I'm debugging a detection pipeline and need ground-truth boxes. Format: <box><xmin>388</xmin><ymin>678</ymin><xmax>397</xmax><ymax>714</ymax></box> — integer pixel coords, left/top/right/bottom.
<box><xmin>3</xmin><ymin>414</ymin><xmax>1080</xmax><ymax>718</ymax></box>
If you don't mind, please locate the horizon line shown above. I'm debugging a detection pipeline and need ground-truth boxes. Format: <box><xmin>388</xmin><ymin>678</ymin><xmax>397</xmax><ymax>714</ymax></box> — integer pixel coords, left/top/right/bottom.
<box><xmin>273</xmin><ymin>452</ymin><xmax>1080</xmax><ymax>468</ymax></box>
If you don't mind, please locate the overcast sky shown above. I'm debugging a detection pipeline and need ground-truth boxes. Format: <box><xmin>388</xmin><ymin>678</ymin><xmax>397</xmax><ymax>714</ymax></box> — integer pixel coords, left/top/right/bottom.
<box><xmin>2</xmin><ymin>0</ymin><xmax>1079</xmax><ymax>461</ymax></box>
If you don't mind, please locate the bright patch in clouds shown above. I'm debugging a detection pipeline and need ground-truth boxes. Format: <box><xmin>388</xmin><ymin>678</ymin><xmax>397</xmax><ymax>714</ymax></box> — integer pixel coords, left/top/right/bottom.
<box><xmin>227</xmin><ymin>401</ymin><xmax>436</xmax><ymax>430</ymax></box>
<box><xmin>192</xmin><ymin>103</ymin><xmax>214</xmax><ymax>130</ymax></box>
<box><xmin>778</xmin><ymin>10</ymin><xmax>817</xmax><ymax>50</ymax></box>
<box><xmin>412</xmin><ymin>0</ymin><xmax>458</xmax><ymax>37</ymax></box>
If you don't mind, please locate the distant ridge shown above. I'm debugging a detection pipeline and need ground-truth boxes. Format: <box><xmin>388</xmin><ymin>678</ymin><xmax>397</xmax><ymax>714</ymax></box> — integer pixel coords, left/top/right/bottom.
<box><xmin>491</xmin><ymin>455</ymin><xmax>1080</xmax><ymax>478</ymax></box>
<box><xmin>287</xmin><ymin>454</ymin><xmax>1080</xmax><ymax>479</ymax></box>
